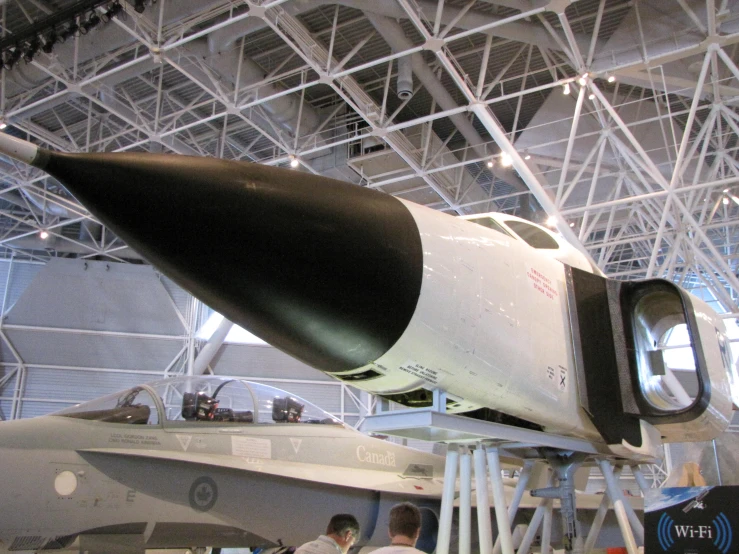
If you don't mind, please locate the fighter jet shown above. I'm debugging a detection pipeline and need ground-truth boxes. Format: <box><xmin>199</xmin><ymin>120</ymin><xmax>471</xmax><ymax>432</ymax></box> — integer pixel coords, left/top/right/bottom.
<box><xmin>0</xmin><ymin>133</ymin><xmax>734</xmax><ymax>461</ymax></box>
<box><xmin>0</xmin><ymin>376</ymin><xmax>444</xmax><ymax>553</ymax></box>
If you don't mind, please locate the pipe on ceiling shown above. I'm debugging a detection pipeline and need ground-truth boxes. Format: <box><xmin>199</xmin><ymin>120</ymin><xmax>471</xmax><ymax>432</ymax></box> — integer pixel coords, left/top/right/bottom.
<box><xmin>364</xmin><ymin>11</ymin><xmax>528</xmax><ymax>193</ymax></box>
<box><xmin>396</xmin><ymin>55</ymin><xmax>413</xmax><ymax>100</ymax></box>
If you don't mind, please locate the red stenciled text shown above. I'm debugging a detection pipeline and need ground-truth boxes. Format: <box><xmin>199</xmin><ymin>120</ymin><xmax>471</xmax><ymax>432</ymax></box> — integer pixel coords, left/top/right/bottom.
<box><xmin>527</xmin><ymin>268</ymin><xmax>558</xmax><ymax>300</ymax></box>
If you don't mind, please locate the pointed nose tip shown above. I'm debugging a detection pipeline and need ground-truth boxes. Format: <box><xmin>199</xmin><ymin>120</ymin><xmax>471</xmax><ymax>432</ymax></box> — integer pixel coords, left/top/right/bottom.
<box><xmin>44</xmin><ymin>152</ymin><xmax>424</xmax><ymax>372</ymax></box>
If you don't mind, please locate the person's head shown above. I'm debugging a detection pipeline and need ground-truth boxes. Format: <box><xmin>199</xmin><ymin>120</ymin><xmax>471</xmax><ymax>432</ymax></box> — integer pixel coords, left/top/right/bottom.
<box><xmin>388</xmin><ymin>502</ymin><xmax>422</xmax><ymax>544</ymax></box>
<box><xmin>326</xmin><ymin>513</ymin><xmax>360</xmax><ymax>553</ymax></box>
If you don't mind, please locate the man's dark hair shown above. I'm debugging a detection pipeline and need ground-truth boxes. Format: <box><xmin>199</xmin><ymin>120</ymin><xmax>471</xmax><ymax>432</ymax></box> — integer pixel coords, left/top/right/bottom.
<box><xmin>388</xmin><ymin>502</ymin><xmax>421</xmax><ymax>538</ymax></box>
<box><xmin>326</xmin><ymin>513</ymin><xmax>361</xmax><ymax>537</ymax></box>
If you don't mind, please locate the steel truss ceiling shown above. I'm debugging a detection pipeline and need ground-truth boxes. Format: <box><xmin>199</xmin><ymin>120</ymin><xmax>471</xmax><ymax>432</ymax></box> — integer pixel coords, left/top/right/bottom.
<box><xmin>1</xmin><ymin>0</ymin><xmax>739</xmax><ymax>313</ymax></box>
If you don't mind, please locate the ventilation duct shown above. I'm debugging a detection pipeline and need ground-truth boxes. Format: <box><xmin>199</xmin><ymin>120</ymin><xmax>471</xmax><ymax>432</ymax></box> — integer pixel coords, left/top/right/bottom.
<box><xmin>397</xmin><ymin>56</ymin><xmax>413</xmax><ymax>99</ymax></box>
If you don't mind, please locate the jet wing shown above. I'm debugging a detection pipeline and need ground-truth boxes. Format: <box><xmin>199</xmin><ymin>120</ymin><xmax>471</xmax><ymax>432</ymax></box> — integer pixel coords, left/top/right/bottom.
<box><xmin>78</xmin><ymin>448</ymin><xmax>444</xmax><ymax>497</ymax></box>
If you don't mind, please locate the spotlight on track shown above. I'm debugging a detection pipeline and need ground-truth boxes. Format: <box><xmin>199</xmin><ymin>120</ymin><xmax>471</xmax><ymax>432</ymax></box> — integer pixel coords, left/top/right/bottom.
<box><xmin>563</xmin><ymin>82</ymin><xmax>571</xmax><ymax>95</ymax></box>
<box><xmin>42</xmin><ymin>30</ymin><xmax>57</xmax><ymax>54</ymax></box>
<box><xmin>58</xmin><ymin>22</ymin><xmax>79</xmax><ymax>43</ymax></box>
<box><xmin>500</xmin><ymin>152</ymin><xmax>512</xmax><ymax>167</ymax></box>
<box><xmin>39</xmin><ymin>230</ymin><xmax>49</xmax><ymax>240</ymax></box>
<box><xmin>104</xmin><ymin>2</ymin><xmax>124</xmax><ymax>21</ymax></box>
<box><xmin>607</xmin><ymin>74</ymin><xmax>616</xmax><ymax>83</ymax></box>
<box><xmin>22</xmin><ymin>38</ymin><xmax>40</xmax><ymax>63</ymax></box>
<box><xmin>3</xmin><ymin>47</ymin><xmax>21</xmax><ymax>70</ymax></box>
<box><xmin>80</xmin><ymin>11</ymin><xmax>101</xmax><ymax>34</ymax></box>
<box><xmin>486</xmin><ymin>159</ymin><xmax>494</xmax><ymax>168</ymax></box>
<box><xmin>289</xmin><ymin>156</ymin><xmax>300</xmax><ymax>168</ymax></box>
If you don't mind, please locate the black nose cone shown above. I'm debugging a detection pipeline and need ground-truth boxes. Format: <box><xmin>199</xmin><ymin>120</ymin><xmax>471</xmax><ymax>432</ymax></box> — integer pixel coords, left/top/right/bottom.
<box><xmin>43</xmin><ymin>152</ymin><xmax>424</xmax><ymax>372</ymax></box>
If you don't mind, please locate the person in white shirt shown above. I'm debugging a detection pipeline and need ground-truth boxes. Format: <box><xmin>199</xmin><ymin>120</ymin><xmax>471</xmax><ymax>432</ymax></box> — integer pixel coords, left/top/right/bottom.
<box><xmin>294</xmin><ymin>513</ymin><xmax>360</xmax><ymax>554</ymax></box>
<box><xmin>371</xmin><ymin>502</ymin><xmax>426</xmax><ymax>554</ymax></box>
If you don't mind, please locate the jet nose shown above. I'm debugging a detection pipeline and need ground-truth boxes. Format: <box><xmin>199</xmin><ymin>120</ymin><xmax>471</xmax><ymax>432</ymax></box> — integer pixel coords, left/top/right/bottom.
<box><xmin>42</xmin><ymin>152</ymin><xmax>424</xmax><ymax>372</ymax></box>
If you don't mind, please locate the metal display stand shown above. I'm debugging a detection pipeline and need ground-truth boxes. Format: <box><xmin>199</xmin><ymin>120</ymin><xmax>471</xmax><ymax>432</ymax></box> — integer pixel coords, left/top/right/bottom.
<box><xmin>359</xmin><ymin>392</ymin><xmax>648</xmax><ymax>554</ymax></box>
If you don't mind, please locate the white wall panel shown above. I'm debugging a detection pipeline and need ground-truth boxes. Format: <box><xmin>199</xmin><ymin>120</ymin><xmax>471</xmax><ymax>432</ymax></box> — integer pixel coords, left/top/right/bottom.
<box><xmin>0</xmin><ymin>340</ymin><xmax>18</xmax><ymax>363</ymax></box>
<box><xmin>18</xmin><ymin>401</ymin><xmax>72</xmax><ymax>420</ymax></box>
<box><xmin>24</xmin><ymin>367</ymin><xmax>151</xmax><ymax>404</ymax></box>
<box><xmin>212</xmin><ymin>344</ymin><xmax>333</xmax><ymax>381</ymax></box>
<box><xmin>4</xmin><ymin>330</ymin><xmax>184</xmax><ymax>371</ymax></box>
<box><xmin>0</xmin><ymin>260</ymin><xmax>43</xmax><ymax>315</ymax></box>
<box><xmin>0</xmin><ymin>258</ymin><xmax>349</xmax><ymax>422</ymax></box>
<box><xmin>6</xmin><ymin>259</ymin><xmax>185</xmax><ymax>335</ymax></box>
<box><xmin>160</xmin><ymin>275</ymin><xmax>194</xmax><ymax>321</ymax></box>
<box><xmin>0</xmin><ymin>400</ymin><xmax>12</xmax><ymax>420</ymax></box>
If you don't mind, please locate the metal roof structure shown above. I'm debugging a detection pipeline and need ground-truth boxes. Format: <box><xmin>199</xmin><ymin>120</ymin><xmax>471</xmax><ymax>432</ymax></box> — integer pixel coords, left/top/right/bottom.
<box><xmin>0</xmin><ymin>0</ymin><xmax>738</xmax><ymax>314</ymax></box>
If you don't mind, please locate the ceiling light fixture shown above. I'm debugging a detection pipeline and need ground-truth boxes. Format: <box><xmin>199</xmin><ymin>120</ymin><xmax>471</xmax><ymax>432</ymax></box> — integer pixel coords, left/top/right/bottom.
<box><xmin>3</xmin><ymin>47</ymin><xmax>21</xmax><ymax>70</ymax></box>
<box><xmin>104</xmin><ymin>2</ymin><xmax>124</xmax><ymax>21</ymax></box>
<box><xmin>563</xmin><ymin>83</ymin><xmax>571</xmax><ymax>95</ymax></box>
<box><xmin>58</xmin><ymin>22</ymin><xmax>79</xmax><ymax>43</ymax></box>
<box><xmin>607</xmin><ymin>74</ymin><xmax>616</xmax><ymax>83</ymax></box>
<box><xmin>546</xmin><ymin>216</ymin><xmax>557</xmax><ymax>227</ymax></box>
<box><xmin>0</xmin><ymin>122</ymin><xmax>7</xmax><ymax>130</ymax></box>
<box><xmin>39</xmin><ymin>230</ymin><xmax>49</xmax><ymax>240</ymax></box>
<box><xmin>500</xmin><ymin>152</ymin><xmax>512</xmax><ymax>167</ymax></box>
<box><xmin>22</xmin><ymin>38</ymin><xmax>40</xmax><ymax>63</ymax></box>
<box><xmin>289</xmin><ymin>156</ymin><xmax>299</xmax><ymax>168</ymax></box>
<box><xmin>80</xmin><ymin>12</ymin><xmax>101</xmax><ymax>34</ymax></box>
<box><xmin>0</xmin><ymin>1</ymin><xmax>127</xmax><ymax>63</ymax></box>
<box><xmin>42</xmin><ymin>30</ymin><xmax>57</xmax><ymax>54</ymax></box>
<box><xmin>486</xmin><ymin>160</ymin><xmax>494</xmax><ymax>168</ymax></box>
<box><xmin>588</xmin><ymin>93</ymin><xmax>595</xmax><ymax>100</ymax></box>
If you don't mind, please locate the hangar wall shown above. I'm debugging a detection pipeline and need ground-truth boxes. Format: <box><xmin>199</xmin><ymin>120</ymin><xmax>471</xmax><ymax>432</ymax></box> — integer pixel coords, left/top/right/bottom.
<box><xmin>0</xmin><ymin>258</ymin><xmax>367</xmax><ymax>427</ymax></box>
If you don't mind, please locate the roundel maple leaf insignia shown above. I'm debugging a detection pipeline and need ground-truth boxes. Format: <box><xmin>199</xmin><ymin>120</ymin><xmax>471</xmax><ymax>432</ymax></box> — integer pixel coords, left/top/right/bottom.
<box><xmin>189</xmin><ymin>476</ymin><xmax>218</xmax><ymax>512</ymax></box>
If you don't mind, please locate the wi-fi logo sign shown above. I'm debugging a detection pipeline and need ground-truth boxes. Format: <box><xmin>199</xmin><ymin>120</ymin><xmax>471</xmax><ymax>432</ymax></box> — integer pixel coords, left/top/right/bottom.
<box><xmin>658</xmin><ymin>513</ymin><xmax>675</xmax><ymax>551</ymax></box>
<box><xmin>713</xmin><ymin>513</ymin><xmax>733</xmax><ymax>554</ymax></box>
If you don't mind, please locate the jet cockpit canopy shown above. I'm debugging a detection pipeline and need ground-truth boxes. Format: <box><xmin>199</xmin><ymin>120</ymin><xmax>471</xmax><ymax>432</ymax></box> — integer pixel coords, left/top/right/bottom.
<box><xmin>52</xmin><ymin>376</ymin><xmax>343</xmax><ymax>427</ymax></box>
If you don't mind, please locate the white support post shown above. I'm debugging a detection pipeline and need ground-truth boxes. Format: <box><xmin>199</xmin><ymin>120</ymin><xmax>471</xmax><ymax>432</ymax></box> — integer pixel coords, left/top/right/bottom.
<box><xmin>486</xmin><ymin>446</ymin><xmax>514</xmax><ymax>554</ymax></box>
<box><xmin>598</xmin><ymin>459</ymin><xmax>638</xmax><ymax>554</ymax></box>
<box><xmin>631</xmin><ymin>465</ymin><xmax>651</xmax><ymax>495</ymax></box>
<box><xmin>436</xmin><ymin>445</ymin><xmax>459</xmax><ymax>554</ymax></box>
<box><xmin>474</xmin><ymin>446</ymin><xmax>494</xmax><ymax>554</ymax></box>
<box><xmin>541</xmin><ymin>498</ymin><xmax>553</xmax><ymax>554</ymax></box>
<box><xmin>191</xmin><ymin>317</ymin><xmax>233</xmax><ymax>375</ymax></box>
<box><xmin>556</xmin><ymin>84</ymin><xmax>586</xmax><ymax>206</ymax></box>
<box><xmin>584</xmin><ymin>493</ymin><xmax>611</xmax><ymax>553</ymax></box>
<box><xmin>515</xmin><ymin>500</ymin><xmax>547</xmax><ymax>554</ymax></box>
<box><xmin>493</xmin><ymin>459</ymin><xmax>534</xmax><ymax>554</ymax></box>
<box><xmin>459</xmin><ymin>446</ymin><xmax>472</xmax><ymax>554</ymax></box>
<box><xmin>603</xmin><ymin>465</ymin><xmax>644</xmax><ymax>545</ymax></box>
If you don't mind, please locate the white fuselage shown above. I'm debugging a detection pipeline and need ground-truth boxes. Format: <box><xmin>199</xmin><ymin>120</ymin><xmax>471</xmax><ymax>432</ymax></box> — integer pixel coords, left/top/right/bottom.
<box><xmin>351</xmin><ymin>202</ymin><xmax>600</xmax><ymax>440</ymax></box>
